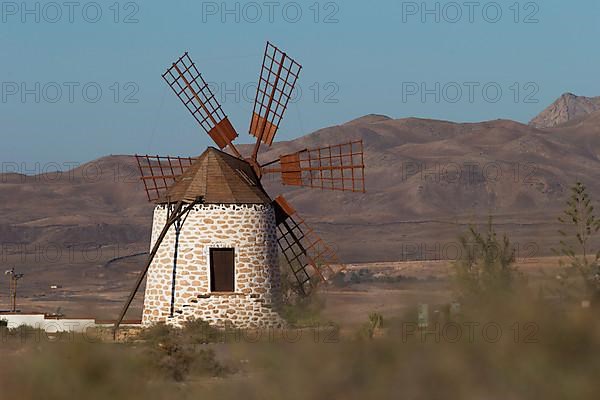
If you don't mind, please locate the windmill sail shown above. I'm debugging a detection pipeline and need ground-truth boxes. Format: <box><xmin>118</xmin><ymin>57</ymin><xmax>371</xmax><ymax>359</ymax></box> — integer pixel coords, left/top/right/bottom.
<box><xmin>135</xmin><ymin>155</ymin><xmax>197</xmax><ymax>202</ymax></box>
<box><xmin>273</xmin><ymin>195</ymin><xmax>344</xmax><ymax>295</ymax></box>
<box><xmin>163</xmin><ymin>53</ymin><xmax>239</xmax><ymax>152</ymax></box>
<box><xmin>249</xmin><ymin>42</ymin><xmax>301</xmax><ymax>148</ymax></box>
<box><xmin>263</xmin><ymin>140</ymin><xmax>366</xmax><ymax>193</ymax></box>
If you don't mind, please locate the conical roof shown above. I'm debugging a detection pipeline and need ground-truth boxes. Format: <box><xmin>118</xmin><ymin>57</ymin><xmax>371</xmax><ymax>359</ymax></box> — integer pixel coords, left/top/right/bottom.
<box><xmin>158</xmin><ymin>147</ymin><xmax>271</xmax><ymax>204</ymax></box>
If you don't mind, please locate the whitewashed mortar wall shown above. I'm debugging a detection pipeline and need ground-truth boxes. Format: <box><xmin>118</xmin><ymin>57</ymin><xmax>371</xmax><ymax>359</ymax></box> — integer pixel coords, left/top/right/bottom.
<box><xmin>142</xmin><ymin>204</ymin><xmax>284</xmax><ymax>329</ymax></box>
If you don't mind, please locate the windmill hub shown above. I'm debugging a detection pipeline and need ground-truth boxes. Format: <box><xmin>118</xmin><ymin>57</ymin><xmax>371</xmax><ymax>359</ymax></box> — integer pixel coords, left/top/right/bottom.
<box><xmin>114</xmin><ymin>42</ymin><xmax>366</xmax><ymax>334</ymax></box>
<box><xmin>245</xmin><ymin>157</ymin><xmax>263</xmax><ymax>179</ymax></box>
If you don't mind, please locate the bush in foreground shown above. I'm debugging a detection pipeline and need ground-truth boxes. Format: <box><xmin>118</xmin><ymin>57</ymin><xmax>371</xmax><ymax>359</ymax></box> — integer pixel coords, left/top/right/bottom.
<box><xmin>138</xmin><ymin>320</ymin><xmax>230</xmax><ymax>382</ymax></box>
<box><xmin>452</xmin><ymin>217</ymin><xmax>523</xmax><ymax>305</ymax></box>
<box><xmin>553</xmin><ymin>181</ymin><xmax>600</xmax><ymax>306</ymax></box>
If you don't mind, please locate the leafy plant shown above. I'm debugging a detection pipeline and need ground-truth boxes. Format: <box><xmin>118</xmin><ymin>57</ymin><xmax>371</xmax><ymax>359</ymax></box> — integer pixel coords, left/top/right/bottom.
<box><xmin>552</xmin><ymin>182</ymin><xmax>600</xmax><ymax>305</ymax></box>
<box><xmin>138</xmin><ymin>323</ymin><xmax>192</xmax><ymax>381</ymax></box>
<box><xmin>367</xmin><ymin>312</ymin><xmax>384</xmax><ymax>338</ymax></box>
<box><xmin>139</xmin><ymin>321</ymin><xmax>228</xmax><ymax>381</ymax></box>
<box><xmin>278</xmin><ymin>258</ymin><xmax>327</xmax><ymax>326</ymax></box>
<box><xmin>280</xmin><ymin>294</ymin><xmax>325</xmax><ymax>327</ymax></box>
<box><xmin>181</xmin><ymin>318</ymin><xmax>222</xmax><ymax>344</ymax></box>
<box><xmin>356</xmin><ymin>312</ymin><xmax>384</xmax><ymax>340</ymax></box>
<box><xmin>452</xmin><ymin>217</ymin><xmax>519</xmax><ymax>303</ymax></box>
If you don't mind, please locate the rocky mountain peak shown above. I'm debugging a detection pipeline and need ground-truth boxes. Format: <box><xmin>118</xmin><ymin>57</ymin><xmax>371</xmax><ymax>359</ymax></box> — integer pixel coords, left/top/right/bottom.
<box><xmin>530</xmin><ymin>93</ymin><xmax>600</xmax><ymax>128</ymax></box>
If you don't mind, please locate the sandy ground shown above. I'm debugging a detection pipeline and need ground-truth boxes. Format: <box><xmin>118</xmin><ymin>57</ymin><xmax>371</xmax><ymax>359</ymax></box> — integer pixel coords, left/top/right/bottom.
<box><xmin>320</xmin><ymin>257</ymin><xmax>562</xmax><ymax>327</ymax></box>
<box><xmin>2</xmin><ymin>255</ymin><xmax>563</xmax><ymax>327</ymax></box>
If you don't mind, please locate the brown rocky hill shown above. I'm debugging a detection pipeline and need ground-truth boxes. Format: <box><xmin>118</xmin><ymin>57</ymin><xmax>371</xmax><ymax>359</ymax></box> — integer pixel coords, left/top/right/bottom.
<box><xmin>530</xmin><ymin>93</ymin><xmax>600</xmax><ymax>128</ymax></box>
<box><xmin>2</xmin><ymin>112</ymin><xmax>600</xmax><ymax>267</ymax></box>
<box><xmin>0</xmin><ymin>156</ymin><xmax>150</xmax><ymax>247</ymax></box>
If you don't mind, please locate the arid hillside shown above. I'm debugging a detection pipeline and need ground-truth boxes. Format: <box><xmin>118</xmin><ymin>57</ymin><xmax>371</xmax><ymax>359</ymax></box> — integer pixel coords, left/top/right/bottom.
<box><xmin>2</xmin><ymin>99</ymin><xmax>600</xmax><ymax>266</ymax></box>
<box><xmin>2</xmin><ymin>94</ymin><xmax>600</xmax><ymax>316</ymax></box>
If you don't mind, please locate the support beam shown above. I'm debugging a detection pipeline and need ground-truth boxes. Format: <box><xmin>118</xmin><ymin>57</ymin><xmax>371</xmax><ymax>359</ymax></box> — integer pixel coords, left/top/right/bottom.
<box><xmin>113</xmin><ymin>200</ymin><xmax>200</xmax><ymax>339</ymax></box>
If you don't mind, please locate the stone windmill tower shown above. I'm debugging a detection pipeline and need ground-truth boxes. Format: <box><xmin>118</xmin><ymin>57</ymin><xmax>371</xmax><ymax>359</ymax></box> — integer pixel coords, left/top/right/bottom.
<box><xmin>114</xmin><ymin>42</ymin><xmax>366</xmax><ymax>334</ymax></box>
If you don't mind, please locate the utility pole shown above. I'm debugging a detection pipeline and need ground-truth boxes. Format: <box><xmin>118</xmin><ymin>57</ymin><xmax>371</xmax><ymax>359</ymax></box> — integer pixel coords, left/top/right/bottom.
<box><xmin>4</xmin><ymin>268</ymin><xmax>24</xmax><ymax>313</ymax></box>
<box><xmin>4</xmin><ymin>268</ymin><xmax>13</xmax><ymax>311</ymax></box>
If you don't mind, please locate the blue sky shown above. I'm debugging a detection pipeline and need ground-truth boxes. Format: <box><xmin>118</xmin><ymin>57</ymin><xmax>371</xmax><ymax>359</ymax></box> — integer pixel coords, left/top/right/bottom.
<box><xmin>1</xmin><ymin>0</ymin><xmax>599</xmax><ymax>166</ymax></box>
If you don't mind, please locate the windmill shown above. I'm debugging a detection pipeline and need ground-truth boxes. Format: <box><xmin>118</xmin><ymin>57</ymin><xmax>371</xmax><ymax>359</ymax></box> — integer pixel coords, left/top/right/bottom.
<box><xmin>114</xmin><ymin>42</ymin><xmax>365</xmax><ymax>335</ymax></box>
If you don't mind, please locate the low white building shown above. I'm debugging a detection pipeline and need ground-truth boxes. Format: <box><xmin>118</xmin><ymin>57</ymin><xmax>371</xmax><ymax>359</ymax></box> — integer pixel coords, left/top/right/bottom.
<box><xmin>0</xmin><ymin>313</ymin><xmax>95</xmax><ymax>332</ymax></box>
<box><xmin>0</xmin><ymin>313</ymin><xmax>140</xmax><ymax>333</ymax></box>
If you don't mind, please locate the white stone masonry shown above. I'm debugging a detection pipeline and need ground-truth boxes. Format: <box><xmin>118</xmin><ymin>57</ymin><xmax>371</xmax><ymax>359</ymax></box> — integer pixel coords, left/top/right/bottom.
<box><xmin>142</xmin><ymin>203</ymin><xmax>284</xmax><ymax>328</ymax></box>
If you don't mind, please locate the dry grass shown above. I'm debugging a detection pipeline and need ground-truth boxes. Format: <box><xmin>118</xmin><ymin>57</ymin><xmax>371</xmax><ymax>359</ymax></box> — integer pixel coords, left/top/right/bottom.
<box><xmin>2</xmin><ymin>290</ymin><xmax>600</xmax><ymax>399</ymax></box>
<box><xmin>1</xmin><ymin>255</ymin><xmax>598</xmax><ymax>399</ymax></box>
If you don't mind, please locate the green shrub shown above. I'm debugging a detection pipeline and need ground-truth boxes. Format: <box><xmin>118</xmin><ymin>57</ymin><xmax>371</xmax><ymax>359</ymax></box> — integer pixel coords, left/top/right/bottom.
<box><xmin>452</xmin><ymin>217</ymin><xmax>521</xmax><ymax>304</ymax></box>
<box><xmin>181</xmin><ymin>318</ymin><xmax>222</xmax><ymax>344</ymax></box>
<box><xmin>280</xmin><ymin>294</ymin><xmax>326</xmax><ymax>327</ymax></box>
<box><xmin>138</xmin><ymin>321</ymin><xmax>229</xmax><ymax>382</ymax></box>
<box><xmin>356</xmin><ymin>312</ymin><xmax>384</xmax><ymax>340</ymax></box>
<box><xmin>191</xmin><ymin>347</ymin><xmax>231</xmax><ymax>378</ymax></box>
<box><xmin>553</xmin><ymin>181</ymin><xmax>600</xmax><ymax>306</ymax></box>
<box><xmin>278</xmin><ymin>257</ymin><xmax>328</xmax><ymax>326</ymax></box>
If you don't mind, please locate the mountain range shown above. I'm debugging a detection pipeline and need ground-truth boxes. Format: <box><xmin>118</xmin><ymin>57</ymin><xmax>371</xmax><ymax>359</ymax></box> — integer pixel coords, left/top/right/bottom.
<box><xmin>2</xmin><ymin>93</ymin><xmax>600</xmax><ymax>270</ymax></box>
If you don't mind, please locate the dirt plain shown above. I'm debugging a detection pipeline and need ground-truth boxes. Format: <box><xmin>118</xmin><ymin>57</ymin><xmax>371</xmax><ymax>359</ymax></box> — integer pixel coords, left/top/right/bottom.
<box><xmin>1</xmin><ymin>254</ymin><xmax>563</xmax><ymax>328</ymax></box>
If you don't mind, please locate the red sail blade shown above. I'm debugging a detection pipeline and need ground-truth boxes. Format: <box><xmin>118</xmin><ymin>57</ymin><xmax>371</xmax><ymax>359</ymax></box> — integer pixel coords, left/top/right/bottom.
<box><xmin>249</xmin><ymin>42</ymin><xmax>302</xmax><ymax>147</ymax></box>
<box><xmin>263</xmin><ymin>140</ymin><xmax>366</xmax><ymax>193</ymax></box>
<box><xmin>163</xmin><ymin>53</ymin><xmax>239</xmax><ymax>152</ymax></box>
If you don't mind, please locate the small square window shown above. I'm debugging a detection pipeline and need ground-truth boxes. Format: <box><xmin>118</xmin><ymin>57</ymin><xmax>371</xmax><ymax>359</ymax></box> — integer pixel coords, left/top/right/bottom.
<box><xmin>210</xmin><ymin>248</ymin><xmax>235</xmax><ymax>292</ymax></box>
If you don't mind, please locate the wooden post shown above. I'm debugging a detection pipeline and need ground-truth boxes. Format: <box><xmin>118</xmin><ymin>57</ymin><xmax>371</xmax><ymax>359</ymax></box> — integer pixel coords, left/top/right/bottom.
<box><xmin>113</xmin><ymin>200</ymin><xmax>200</xmax><ymax>339</ymax></box>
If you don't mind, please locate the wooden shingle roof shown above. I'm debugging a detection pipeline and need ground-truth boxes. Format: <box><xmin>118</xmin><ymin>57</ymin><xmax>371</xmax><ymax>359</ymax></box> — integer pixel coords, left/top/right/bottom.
<box><xmin>158</xmin><ymin>147</ymin><xmax>272</xmax><ymax>205</ymax></box>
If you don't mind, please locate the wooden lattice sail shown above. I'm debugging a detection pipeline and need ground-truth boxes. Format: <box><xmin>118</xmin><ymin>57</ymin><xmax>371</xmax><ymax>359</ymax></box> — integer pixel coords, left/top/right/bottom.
<box><xmin>273</xmin><ymin>195</ymin><xmax>344</xmax><ymax>295</ymax></box>
<box><xmin>262</xmin><ymin>140</ymin><xmax>366</xmax><ymax>192</ymax></box>
<box><xmin>249</xmin><ymin>42</ymin><xmax>302</xmax><ymax>159</ymax></box>
<box><xmin>162</xmin><ymin>53</ymin><xmax>241</xmax><ymax>157</ymax></box>
<box><xmin>135</xmin><ymin>155</ymin><xmax>197</xmax><ymax>202</ymax></box>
